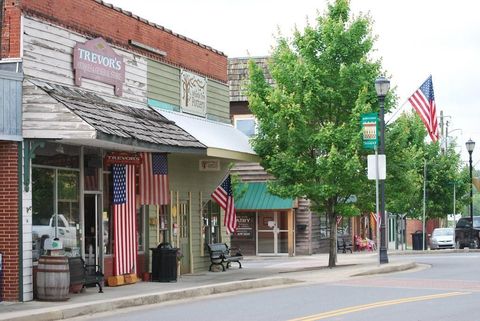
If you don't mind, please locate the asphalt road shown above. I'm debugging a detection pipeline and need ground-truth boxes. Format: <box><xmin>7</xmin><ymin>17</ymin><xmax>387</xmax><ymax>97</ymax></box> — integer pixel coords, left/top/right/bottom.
<box><xmin>69</xmin><ymin>252</ymin><xmax>480</xmax><ymax>321</ymax></box>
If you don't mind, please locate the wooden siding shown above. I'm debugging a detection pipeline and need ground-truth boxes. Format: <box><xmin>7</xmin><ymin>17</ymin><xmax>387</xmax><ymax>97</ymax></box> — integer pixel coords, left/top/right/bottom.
<box><xmin>22</xmin><ymin>81</ymin><xmax>95</xmax><ymax>139</ymax></box>
<box><xmin>147</xmin><ymin>60</ymin><xmax>230</xmax><ymax>123</ymax></box>
<box><xmin>295</xmin><ymin>198</ymin><xmax>321</xmax><ymax>255</ymax></box>
<box><xmin>230</xmin><ymin>162</ymin><xmax>274</xmax><ymax>182</ymax></box>
<box><xmin>22</xmin><ymin>17</ymin><xmax>147</xmax><ymax>105</ymax></box>
<box><xmin>0</xmin><ymin>70</ymin><xmax>22</xmax><ymax>140</ymax></box>
<box><xmin>147</xmin><ymin>60</ymin><xmax>180</xmax><ymax>110</ymax></box>
<box><xmin>168</xmin><ymin>154</ymin><xmax>231</xmax><ymax>273</ymax></box>
<box><xmin>206</xmin><ymin>79</ymin><xmax>230</xmax><ymax>123</ymax></box>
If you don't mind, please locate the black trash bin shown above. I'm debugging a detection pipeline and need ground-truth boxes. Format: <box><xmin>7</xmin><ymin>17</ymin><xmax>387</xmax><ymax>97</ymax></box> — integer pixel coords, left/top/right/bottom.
<box><xmin>150</xmin><ymin>243</ymin><xmax>178</xmax><ymax>282</ymax></box>
<box><xmin>411</xmin><ymin>231</ymin><xmax>427</xmax><ymax>250</ymax></box>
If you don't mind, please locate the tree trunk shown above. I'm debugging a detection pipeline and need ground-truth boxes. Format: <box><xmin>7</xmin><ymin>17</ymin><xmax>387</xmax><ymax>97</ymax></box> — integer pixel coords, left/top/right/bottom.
<box><xmin>327</xmin><ymin>204</ymin><xmax>337</xmax><ymax>268</ymax></box>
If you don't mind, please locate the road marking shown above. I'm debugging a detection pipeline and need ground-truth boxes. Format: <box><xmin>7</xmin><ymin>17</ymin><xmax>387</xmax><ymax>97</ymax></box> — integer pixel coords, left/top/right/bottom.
<box><xmin>288</xmin><ymin>291</ymin><xmax>468</xmax><ymax>321</ymax></box>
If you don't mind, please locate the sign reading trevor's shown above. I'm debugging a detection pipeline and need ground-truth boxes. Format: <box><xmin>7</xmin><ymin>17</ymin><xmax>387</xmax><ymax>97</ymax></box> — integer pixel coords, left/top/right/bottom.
<box><xmin>73</xmin><ymin>38</ymin><xmax>125</xmax><ymax>96</ymax></box>
<box><xmin>180</xmin><ymin>70</ymin><xmax>207</xmax><ymax>116</ymax></box>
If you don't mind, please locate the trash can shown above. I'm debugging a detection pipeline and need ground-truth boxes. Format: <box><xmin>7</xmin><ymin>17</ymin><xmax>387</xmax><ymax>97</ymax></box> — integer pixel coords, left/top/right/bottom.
<box><xmin>411</xmin><ymin>231</ymin><xmax>427</xmax><ymax>250</ymax></box>
<box><xmin>150</xmin><ymin>243</ymin><xmax>178</xmax><ymax>282</ymax></box>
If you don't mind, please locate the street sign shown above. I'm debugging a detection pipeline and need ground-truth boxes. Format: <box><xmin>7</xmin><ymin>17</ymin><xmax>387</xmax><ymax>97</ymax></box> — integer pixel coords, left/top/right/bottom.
<box><xmin>367</xmin><ymin>154</ymin><xmax>386</xmax><ymax>180</ymax></box>
<box><xmin>361</xmin><ymin>113</ymin><xmax>378</xmax><ymax>150</ymax></box>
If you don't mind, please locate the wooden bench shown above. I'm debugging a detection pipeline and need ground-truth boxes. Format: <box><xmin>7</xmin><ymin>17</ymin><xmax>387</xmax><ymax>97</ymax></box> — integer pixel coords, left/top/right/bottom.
<box><xmin>207</xmin><ymin>243</ymin><xmax>243</xmax><ymax>272</ymax></box>
<box><xmin>337</xmin><ymin>236</ymin><xmax>353</xmax><ymax>253</ymax></box>
<box><xmin>68</xmin><ymin>256</ymin><xmax>104</xmax><ymax>293</ymax></box>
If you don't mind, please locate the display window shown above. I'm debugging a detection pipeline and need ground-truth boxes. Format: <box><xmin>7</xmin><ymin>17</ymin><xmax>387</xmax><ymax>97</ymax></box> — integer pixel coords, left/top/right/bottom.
<box><xmin>32</xmin><ymin>143</ymin><xmax>81</xmax><ymax>261</ymax></box>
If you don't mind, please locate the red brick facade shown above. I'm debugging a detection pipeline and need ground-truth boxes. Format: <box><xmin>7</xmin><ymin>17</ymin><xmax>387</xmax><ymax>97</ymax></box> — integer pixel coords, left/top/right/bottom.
<box><xmin>1</xmin><ymin>0</ymin><xmax>22</xmax><ymax>58</ymax></box>
<box><xmin>0</xmin><ymin>141</ymin><xmax>20</xmax><ymax>301</ymax></box>
<box><xmin>17</xmin><ymin>0</ymin><xmax>227</xmax><ymax>82</ymax></box>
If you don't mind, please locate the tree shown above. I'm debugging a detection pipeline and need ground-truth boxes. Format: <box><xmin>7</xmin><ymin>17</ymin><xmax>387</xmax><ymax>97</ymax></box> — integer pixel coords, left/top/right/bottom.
<box><xmin>384</xmin><ymin>112</ymin><xmax>468</xmax><ymax>229</ymax></box>
<box><xmin>247</xmin><ymin>0</ymin><xmax>389</xmax><ymax>267</ymax></box>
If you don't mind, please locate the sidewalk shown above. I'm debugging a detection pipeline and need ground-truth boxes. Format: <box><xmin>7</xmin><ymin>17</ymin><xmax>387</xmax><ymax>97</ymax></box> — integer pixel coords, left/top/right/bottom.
<box><xmin>0</xmin><ymin>252</ymin><xmax>418</xmax><ymax>321</ymax></box>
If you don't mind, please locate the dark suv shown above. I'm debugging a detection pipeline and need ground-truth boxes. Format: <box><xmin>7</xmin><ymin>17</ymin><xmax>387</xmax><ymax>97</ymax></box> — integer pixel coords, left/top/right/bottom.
<box><xmin>455</xmin><ymin>216</ymin><xmax>480</xmax><ymax>249</ymax></box>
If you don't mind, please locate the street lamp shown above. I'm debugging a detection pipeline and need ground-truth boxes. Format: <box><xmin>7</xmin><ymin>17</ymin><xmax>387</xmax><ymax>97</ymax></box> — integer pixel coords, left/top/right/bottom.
<box><xmin>466</xmin><ymin>139</ymin><xmax>475</xmax><ymax>226</ymax></box>
<box><xmin>375</xmin><ymin>76</ymin><xmax>390</xmax><ymax>264</ymax></box>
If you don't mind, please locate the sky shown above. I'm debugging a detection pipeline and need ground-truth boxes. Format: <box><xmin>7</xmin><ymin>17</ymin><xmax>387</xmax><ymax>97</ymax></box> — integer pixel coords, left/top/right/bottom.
<box><xmin>106</xmin><ymin>0</ymin><xmax>480</xmax><ymax>165</ymax></box>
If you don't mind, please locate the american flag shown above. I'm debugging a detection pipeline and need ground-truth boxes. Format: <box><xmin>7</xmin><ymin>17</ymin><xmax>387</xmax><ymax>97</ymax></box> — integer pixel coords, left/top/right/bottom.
<box><xmin>211</xmin><ymin>175</ymin><xmax>237</xmax><ymax>234</ymax></box>
<box><xmin>408</xmin><ymin>75</ymin><xmax>439</xmax><ymax>142</ymax></box>
<box><xmin>113</xmin><ymin>164</ymin><xmax>137</xmax><ymax>276</ymax></box>
<box><xmin>84</xmin><ymin>167</ymin><xmax>98</xmax><ymax>191</ymax></box>
<box><xmin>139</xmin><ymin>153</ymin><xmax>169</xmax><ymax>205</ymax></box>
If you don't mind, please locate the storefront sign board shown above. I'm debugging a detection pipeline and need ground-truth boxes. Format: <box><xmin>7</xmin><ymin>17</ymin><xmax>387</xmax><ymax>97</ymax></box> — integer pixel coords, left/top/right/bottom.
<box><xmin>73</xmin><ymin>37</ymin><xmax>125</xmax><ymax>96</ymax></box>
<box><xmin>180</xmin><ymin>70</ymin><xmax>207</xmax><ymax>116</ymax></box>
<box><xmin>104</xmin><ymin>152</ymin><xmax>141</xmax><ymax>166</ymax></box>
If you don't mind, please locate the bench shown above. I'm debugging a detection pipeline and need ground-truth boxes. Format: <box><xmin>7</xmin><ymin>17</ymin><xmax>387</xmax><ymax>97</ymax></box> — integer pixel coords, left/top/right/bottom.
<box><xmin>68</xmin><ymin>257</ymin><xmax>104</xmax><ymax>293</ymax></box>
<box><xmin>207</xmin><ymin>243</ymin><xmax>243</xmax><ymax>272</ymax></box>
<box><xmin>337</xmin><ymin>236</ymin><xmax>353</xmax><ymax>253</ymax></box>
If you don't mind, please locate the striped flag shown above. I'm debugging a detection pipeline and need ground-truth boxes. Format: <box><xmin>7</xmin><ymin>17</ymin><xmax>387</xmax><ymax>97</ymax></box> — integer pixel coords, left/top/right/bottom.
<box><xmin>84</xmin><ymin>167</ymin><xmax>98</xmax><ymax>191</ymax></box>
<box><xmin>408</xmin><ymin>75</ymin><xmax>439</xmax><ymax>142</ymax></box>
<box><xmin>113</xmin><ymin>164</ymin><xmax>137</xmax><ymax>276</ymax></box>
<box><xmin>211</xmin><ymin>175</ymin><xmax>237</xmax><ymax>234</ymax></box>
<box><xmin>139</xmin><ymin>153</ymin><xmax>169</xmax><ymax>205</ymax></box>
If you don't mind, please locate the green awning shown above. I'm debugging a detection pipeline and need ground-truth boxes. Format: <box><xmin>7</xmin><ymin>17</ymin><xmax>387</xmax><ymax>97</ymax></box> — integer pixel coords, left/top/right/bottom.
<box><xmin>235</xmin><ymin>182</ymin><xmax>293</xmax><ymax>210</ymax></box>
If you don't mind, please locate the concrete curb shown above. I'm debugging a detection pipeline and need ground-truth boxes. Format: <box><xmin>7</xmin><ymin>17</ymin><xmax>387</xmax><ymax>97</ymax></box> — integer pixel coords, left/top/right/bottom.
<box><xmin>351</xmin><ymin>262</ymin><xmax>418</xmax><ymax>276</ymax></box>
<box><xmin>1</xmin><ymin>277</ymin><xmax>299</xmax><ymax>321</ymax></box>
<box><xmin>0</xmin><ymin>261</ymin><xmax>421</xmax><ymax>321</ymax></box>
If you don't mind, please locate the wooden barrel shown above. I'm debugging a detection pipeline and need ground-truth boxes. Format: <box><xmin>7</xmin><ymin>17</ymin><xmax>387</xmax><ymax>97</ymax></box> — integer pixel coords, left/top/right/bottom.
<box><xmin>36</xmin><ymin>255</ymin><xmax>70</xmax><ymax>301</ymax></box>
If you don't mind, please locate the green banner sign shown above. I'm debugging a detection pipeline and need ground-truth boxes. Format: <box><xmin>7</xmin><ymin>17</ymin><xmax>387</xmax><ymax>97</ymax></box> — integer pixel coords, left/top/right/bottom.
<box><xmin>361</xmin><ymin>113</ymin><xmax>378</xmax><ymax>150</ymax></box>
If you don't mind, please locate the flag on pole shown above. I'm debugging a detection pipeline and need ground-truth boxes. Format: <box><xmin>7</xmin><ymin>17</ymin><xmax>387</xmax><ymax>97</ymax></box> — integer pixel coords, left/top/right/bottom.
<box><xmin>408</xmin><ymin>75</ymin><xmax>439</xmax><ymax>142</ymax></box>
<box><xmin>336</xmin><ymin>216</ymin><xmax>343</xmax><ymax>226</ymax></box>
<box><xmin>113</xmin><ymin>164</ymin><xmax>137</xmax><ymax>276</ymax></box>
<box><xmin>211</xmin><ymin>175</ymin><xmax>237</xmax><ymax>234</ymax></box>
<box><xmin>139</xmin><ymin>152</ymin><xmax>169</xmax><ymax>205</ymax></box>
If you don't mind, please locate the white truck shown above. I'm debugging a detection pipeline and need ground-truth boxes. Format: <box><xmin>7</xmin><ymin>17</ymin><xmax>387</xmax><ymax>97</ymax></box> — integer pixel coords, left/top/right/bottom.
<box><xmin>32</xmin><ymin>214</ymin><xmax>78</xmax><ymax>252</ymax></box>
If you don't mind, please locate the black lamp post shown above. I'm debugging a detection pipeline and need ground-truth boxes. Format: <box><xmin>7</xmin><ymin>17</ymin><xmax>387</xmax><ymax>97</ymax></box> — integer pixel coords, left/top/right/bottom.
<box><xmin>375</xmin><ymin>76</ymin><xmax>390</xmax><ymax>264</ymax></box>
<box><xmin>466</xmin><ymin>139</ymin><xmax>475</xmax><ymax>227</ymax></box>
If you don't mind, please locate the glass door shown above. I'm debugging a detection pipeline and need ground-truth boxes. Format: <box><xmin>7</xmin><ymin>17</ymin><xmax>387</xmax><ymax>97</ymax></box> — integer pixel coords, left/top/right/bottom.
<box><xmin>257</xmin><ymin>212</ymin><xmax>288</xmax><ymax>255</ymax></box>
<box><xmin>84</xmin><ymin>193</ymin><xmax>102</xmax><ymax>270</ymax></box>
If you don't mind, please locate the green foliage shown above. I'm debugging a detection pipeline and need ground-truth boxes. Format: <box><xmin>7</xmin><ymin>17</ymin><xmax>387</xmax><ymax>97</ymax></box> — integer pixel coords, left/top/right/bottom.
<box><xmin>247</xmin><ymin>0</ymin><xmax>387</xmax><ymax>266</ymax></box>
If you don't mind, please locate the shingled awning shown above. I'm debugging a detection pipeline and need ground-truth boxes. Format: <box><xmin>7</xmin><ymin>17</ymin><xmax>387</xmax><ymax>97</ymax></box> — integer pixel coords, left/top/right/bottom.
<box><xmin>25</xmin><ymin>79</ymin><xmax>206</xmax><ymax>153</ymax></box>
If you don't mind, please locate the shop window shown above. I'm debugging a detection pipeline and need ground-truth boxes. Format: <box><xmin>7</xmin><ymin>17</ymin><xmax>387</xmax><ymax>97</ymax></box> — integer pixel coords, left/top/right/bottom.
<box><xmin>233</xmin><ymin>114</ymin><xmax>257</xmax><ymax>137</ymax></box>
<box><xmin>147</xmin><ymin>205</ymin><xmax>170</xmax><ymax>248</ymax></box>
<box><xmin>103</xmin><ymin>170</ymin><xmax>113</xmax><ymax>255</ymax></box>
<box><xmin>137</xmin><ymin>207</ymin><xmax>144</xmax><ymax>252</ymax></box>
<box><xmin>32</xmin><ymin>142</ymin><xmax>79</xmax><ymax>168</ymax></box>
<box><xmin>319</xmin><ymin>214</ymin><xmax>351</xmax><ymax>239</ymax></box>
<box><xmin>202</xmin><ymin>200</ymin><xmax>221</xmax><ymax>255</ymax></box>
<box><xmin>32</xmin><ymin>167</ymin><xmax>80</xmax><ymax>261</ymax></box>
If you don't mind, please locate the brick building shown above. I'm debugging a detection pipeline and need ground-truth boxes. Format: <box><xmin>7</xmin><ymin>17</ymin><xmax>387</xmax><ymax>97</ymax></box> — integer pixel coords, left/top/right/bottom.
<box><xmin>1</xmin><ymin>0</ymin><xmax>256</xmax><ymax>302</ymax></box>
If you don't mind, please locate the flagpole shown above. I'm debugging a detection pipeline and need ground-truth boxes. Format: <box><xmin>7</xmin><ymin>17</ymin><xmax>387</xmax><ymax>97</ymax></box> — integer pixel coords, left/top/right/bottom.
<box><xmin>385</xmin><ymin>99</ymin><xmax>409</xmax><ymax>125</ymax></box>
<box><xmin>375</xmin><ymin>146</ymin><xmax>380</xmax><ymax>259</ymax></box>
<box><xmin>422</xmin><ymin>159</ymin><xmax>427</xmax><ymax>251</ymax></box>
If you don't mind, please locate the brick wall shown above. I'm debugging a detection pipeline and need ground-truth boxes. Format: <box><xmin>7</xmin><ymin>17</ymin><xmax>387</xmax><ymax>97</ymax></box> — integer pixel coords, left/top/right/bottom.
<box><xmin>0</xmin><ymin>141</ymin><xmax>20</xmax><ymax>301</ymax></box>
<box><xmin>18</xmin><ymin>0</ymin><xmax>227</xmax><ymax>82</ymax></box>
<box><xmin>1</xmin><ymin>0</ymin><xmax>22</xmax><ymax>58</ymax></box>
<box><xmin>406</xmin><ymin>218</ymin><xmax>440</xmax><ymax>248</ymax></box>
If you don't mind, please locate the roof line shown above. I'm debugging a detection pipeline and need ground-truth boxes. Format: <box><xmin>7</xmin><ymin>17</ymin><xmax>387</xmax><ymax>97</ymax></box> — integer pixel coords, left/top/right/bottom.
<box><xmin>97</xmin><ymin>0</ymin><xmax>226</xmax><ymax>57</ymax></box>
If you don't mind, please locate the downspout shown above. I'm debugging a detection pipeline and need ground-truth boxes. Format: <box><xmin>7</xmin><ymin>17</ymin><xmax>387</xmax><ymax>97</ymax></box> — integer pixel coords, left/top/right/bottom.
<box><xmin>0</xmin><ymin>0</ymin><xmax>3</xmax><ymax>58</ymax></box>
<box><xmin>17</xmin><ymin>142</ymin><xmax>23</xmax><ymax>301</ymax></box>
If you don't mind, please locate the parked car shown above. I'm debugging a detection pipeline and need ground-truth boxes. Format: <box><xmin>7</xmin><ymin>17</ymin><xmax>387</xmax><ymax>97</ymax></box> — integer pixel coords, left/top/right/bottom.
<box><xmin>454</xmin><ymin>216</ymin><xmax>480</xmax><ymax>249</ymax></box>
<box><xmin>429</xmin><ymin>228</ymin><xmax>454</xmax><ymax>250</ymax></box>
<box><xmin>32</xmin><ymin>214</ymin><xmax>78</xmax><ymax>259</ymax></box>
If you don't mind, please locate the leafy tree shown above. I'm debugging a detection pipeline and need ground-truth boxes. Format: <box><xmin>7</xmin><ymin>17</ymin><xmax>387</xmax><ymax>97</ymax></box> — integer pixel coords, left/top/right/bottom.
<box><xmin>246</xmin><ymin>0</ymin><xmax>390</xmax><ymax>267</ymax></box>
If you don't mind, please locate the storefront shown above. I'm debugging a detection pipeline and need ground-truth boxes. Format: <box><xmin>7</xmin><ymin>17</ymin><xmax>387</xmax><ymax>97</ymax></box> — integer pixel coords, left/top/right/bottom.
<box><xmin>231</xmin><ymin>182</ymin><xmax>295</xmax><ymax>256</ymax></box>
<box><xmin>8</xmin><ymin>1</ymin><xmax>257</xmax><ymax>302</ymax></box>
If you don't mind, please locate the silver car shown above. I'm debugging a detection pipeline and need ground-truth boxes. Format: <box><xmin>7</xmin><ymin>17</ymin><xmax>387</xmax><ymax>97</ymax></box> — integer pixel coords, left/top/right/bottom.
<box><xmin>429</xmin><ymin>228</ymin><xmax>455</xmax><ymax>250</ymax></box>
